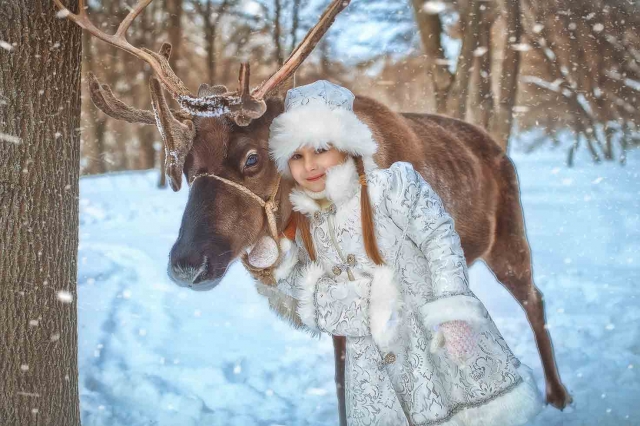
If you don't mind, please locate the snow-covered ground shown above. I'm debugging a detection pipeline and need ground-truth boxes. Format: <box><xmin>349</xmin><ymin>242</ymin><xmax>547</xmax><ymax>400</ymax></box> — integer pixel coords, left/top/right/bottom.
<box><xmin>77</xmin><ymin>147</ymin><xmax>640</xmax><ymax>426</ymax></box>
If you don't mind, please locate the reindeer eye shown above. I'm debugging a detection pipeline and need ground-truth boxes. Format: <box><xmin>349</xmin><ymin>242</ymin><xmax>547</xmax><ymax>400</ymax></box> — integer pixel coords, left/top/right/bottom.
<box><xmin>245</xmin><ymin>153</ymin><xmax>259</xmax><ymax>168</ymax></box>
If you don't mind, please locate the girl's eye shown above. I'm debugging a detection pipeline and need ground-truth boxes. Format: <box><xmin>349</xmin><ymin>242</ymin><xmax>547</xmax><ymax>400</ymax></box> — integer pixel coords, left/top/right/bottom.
<box><xmin>245</xmin><ymin>153</ymin><xmax>259</xmax><ymax>168</ymax></box>
<box><xmin>290</xmin><ymin>154</ymin><xmax>302</xmax><ymax>161</ymax></box>
<box><xmin>315</xmin><ymin>148</ymin><xmax>328</xmax><ymax>154</ymax></box>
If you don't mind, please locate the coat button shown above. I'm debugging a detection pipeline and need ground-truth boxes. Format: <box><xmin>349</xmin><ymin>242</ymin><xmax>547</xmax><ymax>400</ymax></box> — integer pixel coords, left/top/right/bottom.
<box><xmin>383</xmin><ymin>352</ymin><xmax>396</xmax><ymax>364</ymax></box>
<box><xmin>313</xmin><ymin>211</ymin><xmax>321</xmax><ymax>221</ymax></box>
<box><xmin>346</xmin><ymin>254</ymin><xmax>356</xmax><ymax>266</ymax></box>
<box><xmin>332</xmin><ymin>266</ymin><xmax>342</xmax><ymax>276</ymax></box>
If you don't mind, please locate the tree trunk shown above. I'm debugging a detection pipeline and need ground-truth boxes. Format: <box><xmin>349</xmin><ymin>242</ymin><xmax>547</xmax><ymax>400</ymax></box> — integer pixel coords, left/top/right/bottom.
<box><xmin>410</xmin><ymin>0</ymin><xmax>454</xmax><ymax>113</ymax></box>
<box><xmin>0</xmin><ymin>0</ymin><xmax>81</xmax><ymax>424</ymax></box>
<box><xmin>273</xmin><ymin>0</ymin><xmax>284</xmax><ymax>66</ymax></box>
<box><xmin>205</xmin><ymin>0</ymin><xmax>216</xmax><ymax>84</ymax></box>
<box><xmin>490</xmin><ymin>0</ymin><xmax>522</xmax><ymax>151</ymax></box>
<box><xmin>166</xmin><ymin>0</ymin><xmax>183</xmax><ymax>74</ymax></box>
<box><xmin>289</xmin><ymin>0</ymin><xmax>301</xmax><ymax>54</ymax></box>
<box><xmin>447</xmin><ymin>0</ymin><xmax>481</xmax><ymax>120</ymax></box>
<box><xmin>473</xmin><ymin>5</ymin><xmax>494</xmax><ymax>129</ymax></box>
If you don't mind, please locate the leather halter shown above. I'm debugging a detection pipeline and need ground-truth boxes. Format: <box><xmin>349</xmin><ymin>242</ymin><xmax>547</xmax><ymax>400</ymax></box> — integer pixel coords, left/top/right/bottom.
<box><xmin>189</xmin><ymin>173</ymin><xmax>282</xmax><ymax>240</ymax></box>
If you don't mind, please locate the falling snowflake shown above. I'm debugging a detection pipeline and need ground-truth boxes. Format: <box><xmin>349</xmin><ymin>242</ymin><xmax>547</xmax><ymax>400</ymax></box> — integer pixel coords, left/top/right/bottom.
<box><xmin>57</xmin><ymin>291</ymin><xmax>73</xmax><ymax>303</ymax></box>
<box><xmin>0</xmin><ymin>133</ymin><xmax>22</xmax><ymax>144</ymax></box>
<box><xmin>422</xmin><ymin>1</ymin><xmax>447</xmax><ymax>14</ymax></box>
<box><xmin>0</xmin><ymin>41</ymin><xmax>13</xmax><ymax>51</ymax></box>
<box><xmin>511</xmin><ymin>43</ymin><xmax>531</xmax><ymax>52</ymax></box>
<box><xmin>473</xmin><ymin>46</ymin><xmax>488</xmax><ymax>57</ymax></box>
<box><xmin>56</xmin><ymin>8</ymin><xmax>70</xmax><ymax>18</ymax></box>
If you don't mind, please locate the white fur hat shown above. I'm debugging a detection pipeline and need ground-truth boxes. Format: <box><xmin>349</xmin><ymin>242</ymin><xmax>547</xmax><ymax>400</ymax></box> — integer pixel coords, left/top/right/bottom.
<box><xmin>269</xmin><ymin>80</ymin><xmax>378</xmax><ymax>178</ymax></box>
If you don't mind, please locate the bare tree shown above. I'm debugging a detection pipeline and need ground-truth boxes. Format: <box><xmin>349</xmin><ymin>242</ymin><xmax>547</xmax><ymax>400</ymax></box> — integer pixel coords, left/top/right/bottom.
<box><xmin>191</xmin><ymin>0</ymin><xmax>235</xmax><ymax>84</ymax></box>
<box><xmin>411</xmin><ymin>0</ymin><xmax>521</xmax><ymax>150</ymax></box>
<box><xmin>519</xmin><ymin>0</ymin><xmax>639</xmax><ymax>165</ymax></box>
<box><xmin>0</xmin><ymin>0</ymin><xmax>82</xmax><ymax>423</ymax></box>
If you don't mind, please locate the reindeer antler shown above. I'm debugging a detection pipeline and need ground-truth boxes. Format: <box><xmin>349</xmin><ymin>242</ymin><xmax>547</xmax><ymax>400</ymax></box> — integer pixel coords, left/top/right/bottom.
<box><xmin>177</xmin><ymin>0</ymin><xmax>352</xmax><ymax>125</ymax></box>
<box><xmin>149</xmin><ymin>76</ymin><xmax>195</xmax><ymax>192</ymax></box>
<box><xmin>86</xmin><ymin>41</ymin><xmax>196</xmax><ymax>191</ymax></box>
<box><xmin>55</xmin><ymin>0</ymin><xmax>351</xmax><ymax>189</ymax></box>
<box><xmin>54</xmin><ymin>0</ymin><xmax>191</xmax><ymax>99</ymax></box>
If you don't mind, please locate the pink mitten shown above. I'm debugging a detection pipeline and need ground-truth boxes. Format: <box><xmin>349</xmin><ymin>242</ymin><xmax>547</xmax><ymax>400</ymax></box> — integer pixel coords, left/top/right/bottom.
<box><xmin>431</xmin><ymin>320</ymin><xmax>476</xmax><ymax>365</ymax></box>
<box><xmin>247</xmin><ymin>236</ymin><xmax>280</xmax><ymax>268</ymax></box>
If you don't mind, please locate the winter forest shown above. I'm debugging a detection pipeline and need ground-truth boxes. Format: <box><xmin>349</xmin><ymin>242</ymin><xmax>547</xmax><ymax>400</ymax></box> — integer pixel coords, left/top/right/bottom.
<box><xmin>1</xmin><ymin>0</ymin><xmax>639</xmax><ymax>424</ymax></box>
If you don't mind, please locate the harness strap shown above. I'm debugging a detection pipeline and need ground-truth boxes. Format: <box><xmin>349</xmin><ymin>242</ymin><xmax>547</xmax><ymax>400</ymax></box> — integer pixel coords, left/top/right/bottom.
<box><xmin>191</xmin><ymin>173</ymin><xmax>282</xmax><ymax>240</ymax></box>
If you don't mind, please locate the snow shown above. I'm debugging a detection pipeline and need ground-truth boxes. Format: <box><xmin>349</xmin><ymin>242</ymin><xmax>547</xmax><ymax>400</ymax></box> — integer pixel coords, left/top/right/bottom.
<box><xmin>0</xmin><ymin>132</ymin><xmax>22</xmax><ymax>144</ymax></box>
<box><xmin>0</xmin><ymin>40</ymin><xmax>14</xmax><ymax>51</ymax></box>
<box><xmin>77</xmin><ymin>147</ymin><xmax>640</xmax><ymax>425</ymax></box>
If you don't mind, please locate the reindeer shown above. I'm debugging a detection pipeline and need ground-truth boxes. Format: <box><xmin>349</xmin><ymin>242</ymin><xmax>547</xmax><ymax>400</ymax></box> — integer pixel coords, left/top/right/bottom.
<box><xmin>55</xmin><ymin>0</ymin><xmax>573</xmax><ymax>419</ymax></box>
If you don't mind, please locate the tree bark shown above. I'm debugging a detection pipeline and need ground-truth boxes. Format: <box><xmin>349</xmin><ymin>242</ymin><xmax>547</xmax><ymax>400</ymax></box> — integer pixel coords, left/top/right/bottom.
<box><xmin>490</xmin><ymin>0</ymin><xmax>522</xmax><ymax>151</ymax></box>
<box><xmin>0</xmin><ymin>0</ymin><xmax>82</xmax><ymax>424</ymax></box>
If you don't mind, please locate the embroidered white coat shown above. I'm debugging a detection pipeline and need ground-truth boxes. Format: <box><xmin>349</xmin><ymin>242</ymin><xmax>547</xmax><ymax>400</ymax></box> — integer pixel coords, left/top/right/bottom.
<box><xmin>256</xmin><ymin>159</ymin><xmax>542</xmax><ymax>426</ymax></box>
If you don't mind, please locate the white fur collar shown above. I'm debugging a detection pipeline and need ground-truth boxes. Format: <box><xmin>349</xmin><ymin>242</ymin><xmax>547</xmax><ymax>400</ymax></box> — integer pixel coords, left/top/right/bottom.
<box><xmin>289</xmin><ymin>157</ymin><xmax>361</xmax><ymax>216</ymax></box>
<box><xmin>303</xmin><ymin>189</ymin><xmax>327</xmax><ymax>200</ymax></box>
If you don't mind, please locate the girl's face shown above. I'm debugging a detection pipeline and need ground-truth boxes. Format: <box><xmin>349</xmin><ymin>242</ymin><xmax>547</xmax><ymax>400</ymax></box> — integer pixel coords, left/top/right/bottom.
<box><xmin>288</xmin><ymin>145</ymin><xmax>348</xmax><ymax>193</ymax></box>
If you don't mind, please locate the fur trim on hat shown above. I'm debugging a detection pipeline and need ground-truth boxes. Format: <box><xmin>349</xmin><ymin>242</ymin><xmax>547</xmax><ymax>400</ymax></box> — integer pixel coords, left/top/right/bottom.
<box><xmin>269</xmin><ymin>104</ymin><xmax>378</xmax><ymax>178</ymax></box>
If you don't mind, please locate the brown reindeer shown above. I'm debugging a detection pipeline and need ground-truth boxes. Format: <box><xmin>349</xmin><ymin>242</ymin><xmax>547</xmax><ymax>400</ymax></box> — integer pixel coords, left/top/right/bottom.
<box><xmin>55</xmin><ymin>0</ymin><xmax>573</xmax><ymax>418</ymax></box>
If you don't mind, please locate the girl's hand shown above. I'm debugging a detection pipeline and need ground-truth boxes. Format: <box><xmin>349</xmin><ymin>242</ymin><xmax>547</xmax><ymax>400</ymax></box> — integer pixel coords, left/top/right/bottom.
<box><xmin>430</xmin><ymin>320</ymin><xmax>476</xmax><ymax>365</ymax></box>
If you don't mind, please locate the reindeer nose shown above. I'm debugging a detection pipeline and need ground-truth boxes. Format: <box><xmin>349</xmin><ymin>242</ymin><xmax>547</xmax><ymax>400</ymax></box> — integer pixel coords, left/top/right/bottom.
<box><xmin>168</xmin><ymin>245</ymin><xmax>209</xmax><ymax>286</ymax></box>
<box><xmin>167</xmin><ymin>238</ymin><xmax>232</xmax><ymax>291</ymax></box>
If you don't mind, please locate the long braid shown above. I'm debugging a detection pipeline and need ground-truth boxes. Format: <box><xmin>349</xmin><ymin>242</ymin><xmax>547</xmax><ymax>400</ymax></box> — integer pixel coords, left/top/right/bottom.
<box><xmin>354</xmin><ymin>156</ymin><xmax>385</xmax><ymax>265</ymax></box>
<box><xmin>294</xmin><ymin>211</ymin><xmax>317</xmax><ymax>261</ymax></box>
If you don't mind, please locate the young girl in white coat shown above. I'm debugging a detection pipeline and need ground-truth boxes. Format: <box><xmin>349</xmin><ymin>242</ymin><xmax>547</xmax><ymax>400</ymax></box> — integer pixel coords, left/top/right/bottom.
<box><xmin>245</xmin><ymin>80</ymin><xmax>543</xmax><ymax>426</ymax></box>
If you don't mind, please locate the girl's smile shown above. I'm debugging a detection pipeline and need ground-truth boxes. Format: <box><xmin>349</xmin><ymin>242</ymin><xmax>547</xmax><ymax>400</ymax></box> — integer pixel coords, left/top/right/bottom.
<box><xmin>288</xmin><ymin>145</ymin><xmax>347</xmax><ymax>193</ymax></box>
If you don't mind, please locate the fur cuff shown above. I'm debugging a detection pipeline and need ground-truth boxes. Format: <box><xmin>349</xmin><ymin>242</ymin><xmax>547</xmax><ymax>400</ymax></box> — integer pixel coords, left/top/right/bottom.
<box><xmin>452</xmin><ymin>365</ymin><xmax>543</xmax><ymax>426</ymax></box>
<box><xmin>295</xmin><ymin>262</ymin><xmax>326</xmax><ymax>331</ymax></box>
<box><xmin>420</xmin><ymin>294</ymin><xmax>488</xmax><ymax>329</ymax></box>
<box><xmin>369</xmin><ymin>266</ymin><xmax>404</xmax><ymax>353</ymax></box>
<box><xmin>273</xmin><ymin>238</ymin><xmax>299</xmax><ymax>281</ymax></box>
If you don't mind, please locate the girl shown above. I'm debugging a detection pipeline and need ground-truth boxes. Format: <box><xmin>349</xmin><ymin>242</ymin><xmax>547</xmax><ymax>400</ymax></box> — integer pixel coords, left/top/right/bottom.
<box><xmin>245</xmin><ymin>80</ymin><xmax>543</xmax><ymax>426</ymax></box>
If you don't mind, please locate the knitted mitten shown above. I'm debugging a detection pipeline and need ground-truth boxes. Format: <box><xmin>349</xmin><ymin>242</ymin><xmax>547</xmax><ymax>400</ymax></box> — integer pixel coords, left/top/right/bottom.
<box><xmin>430</xmin><ymin>320</ymin><xmax>476</xmax><ymax>365</ymax></box>
<box><xmin>242</xmin><ymin>236</ymin><xmax>296</xmax><ymax>286</ymax></box>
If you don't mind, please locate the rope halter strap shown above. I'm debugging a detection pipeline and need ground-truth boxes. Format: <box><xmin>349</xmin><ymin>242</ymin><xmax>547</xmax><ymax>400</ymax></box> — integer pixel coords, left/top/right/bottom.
<box><xmin>190</xmin><ymin>173</ymin><xmax>282</xmax><ymax>240</ymax></box>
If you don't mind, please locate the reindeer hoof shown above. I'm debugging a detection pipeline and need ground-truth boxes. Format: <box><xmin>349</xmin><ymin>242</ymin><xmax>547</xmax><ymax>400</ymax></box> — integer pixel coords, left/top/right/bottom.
<box><xmin>546</xmin><ymin>383</ymin><xmax>574</xmax><ymax>410</ymax></box>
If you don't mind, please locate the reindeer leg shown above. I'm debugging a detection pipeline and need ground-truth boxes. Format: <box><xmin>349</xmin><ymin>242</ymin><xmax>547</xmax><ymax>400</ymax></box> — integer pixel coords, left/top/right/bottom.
<box><xmin>484</xmin><ymin>158</ymin><xmax>572</xmax><ymax>410</ymax></box>
<box><xmin>332</xmin><ymin>335</ymin><xmax>347</xmax><ymax>426</ymax></box>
